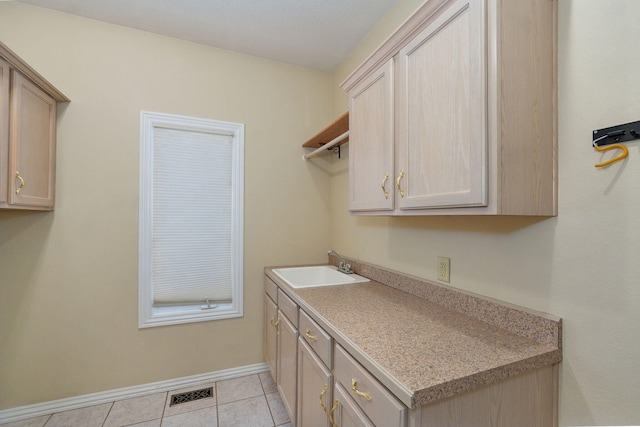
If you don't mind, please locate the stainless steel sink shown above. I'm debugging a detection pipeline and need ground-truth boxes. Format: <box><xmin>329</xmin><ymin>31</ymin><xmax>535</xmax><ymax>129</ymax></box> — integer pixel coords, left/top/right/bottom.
<box><xmin>272</xmin><ymin>265</ymin><xmax>370</xmax><ymax>289</ymax></box>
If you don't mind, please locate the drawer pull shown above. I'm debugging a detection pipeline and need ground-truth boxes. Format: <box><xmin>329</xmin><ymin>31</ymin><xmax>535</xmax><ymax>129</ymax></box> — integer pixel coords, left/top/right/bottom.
<box><xmin>329</xmin><ymin>400</ymin><xmax>339</xmax><ymax>427</ymax></box>
<box><xmin>319</xmin><ymin>384</ymin><xmax>328</xmax><ymax>413</ymax></box>
<box><xmin>270</xmin><ymin>315</ymin><xmax>280</xmax><ymax>335</ymax></box>
<box><xmin>351</xmin><ymin>378</ymin><xmax>372</xmax><ymax>401</ymax></box>
<box><xmin>305</xmin><ymin>329</ymin><xmax>318</xmax><ymax>342</ymax></box>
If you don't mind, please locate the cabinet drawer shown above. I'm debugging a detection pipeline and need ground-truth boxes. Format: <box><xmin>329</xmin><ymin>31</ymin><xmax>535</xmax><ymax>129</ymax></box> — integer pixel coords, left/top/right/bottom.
<box><xmin>299</xmin><ymin>309</ymin><xmax>332</xmax><ymax>368</ymax></box>
<box><xmin>278</xmin><ymin>288</ymin><xmax>298</xmax><ymax>327</ymax></box>
<box><xmin>334</xmin><ymin>344</ymin><xmax>406</xmax><ymax>427</ymax></box>
<box><xmin>264</xmin><ymin>275</ymin><xmax>278</xmax><ymax>303</ymax></box>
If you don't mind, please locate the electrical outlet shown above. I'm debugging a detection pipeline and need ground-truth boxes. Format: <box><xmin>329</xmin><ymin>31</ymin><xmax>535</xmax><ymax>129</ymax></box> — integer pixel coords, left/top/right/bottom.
<box><xmin>438</xmin><ymin>257</ymin><xmax>450</xmax><ymax>283</ymax></box>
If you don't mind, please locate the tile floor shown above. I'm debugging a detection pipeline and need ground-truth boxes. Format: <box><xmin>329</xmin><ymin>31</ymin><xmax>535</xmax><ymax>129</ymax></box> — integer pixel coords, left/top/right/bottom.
<box><xmin>0</xmin><ymin>372</ymin><xmax>291</xmax><ymax>427</ymax></box>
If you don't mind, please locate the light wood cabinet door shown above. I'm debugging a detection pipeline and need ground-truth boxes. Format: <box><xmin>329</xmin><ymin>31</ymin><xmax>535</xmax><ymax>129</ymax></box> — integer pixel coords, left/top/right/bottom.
<box><xmin>332</xmin><ymin>382</ymin><xmax>374</xmax><ymax>427</ymax></box>
<box><xmin>277</xmin><ymin>309</ymin><xmax>298</xmax><ymax>425</ymax></box>
<box><xmin>264</xmin><ymin>294</ymin><xmax>278</xmax><ymax>381</ymax></box>
<box><xmin>297</xmin><ymin>338</ymin><xmax>332</xmax><ymax>427</ymax></box>
<box><xmin>8</xmin><ymin>70</ymin><xmax>57</xmax><ymax>209</ymax></box>
<box><xmin>0</xmin><ymin>57</ymin><xmax>9</xmax><ymax>204</ymax></box>
<box><xmin>348</xmin><ymin>58</ymin><xmax>394</xmax><ymax>212</ymax></box>
<box><xmin>396</xmin><ymin>0</ymin><xmax>486</xmax><ymax>210</ymax></box>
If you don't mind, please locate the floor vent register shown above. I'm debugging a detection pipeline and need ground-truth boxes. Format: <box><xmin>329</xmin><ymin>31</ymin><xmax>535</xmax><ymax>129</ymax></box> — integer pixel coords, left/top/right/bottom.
<box><xmin>169</xmin><ymin>387</ymin><xmax>213</xmax><ymax>406</ymax></box>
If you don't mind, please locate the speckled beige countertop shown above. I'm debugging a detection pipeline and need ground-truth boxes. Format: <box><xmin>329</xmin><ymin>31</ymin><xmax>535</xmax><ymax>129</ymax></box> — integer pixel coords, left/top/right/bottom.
<box><xmin>265</xmin><ymin>258</ymin><xmax>562</xmax><ymax>409</ymax></box>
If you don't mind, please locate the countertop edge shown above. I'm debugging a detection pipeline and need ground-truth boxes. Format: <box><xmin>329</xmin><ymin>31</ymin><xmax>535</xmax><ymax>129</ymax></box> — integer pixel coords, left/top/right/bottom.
<box><xmin>411</xmin><ymin>349</ymin><xmax>562</xmax><ymax>407</ymax></box>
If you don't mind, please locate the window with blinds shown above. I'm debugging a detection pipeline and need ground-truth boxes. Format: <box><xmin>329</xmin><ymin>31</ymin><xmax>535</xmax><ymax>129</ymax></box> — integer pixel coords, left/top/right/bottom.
<box><xmin>138</xmin><ymin>111</ymin><xmax>244</xmax><ymax>328</ymax></box>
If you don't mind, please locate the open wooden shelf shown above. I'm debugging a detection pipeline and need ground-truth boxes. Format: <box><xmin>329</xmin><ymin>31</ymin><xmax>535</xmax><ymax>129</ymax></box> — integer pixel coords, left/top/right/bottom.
<box><xmin>302</xmin><ymin>111</ymin><xmax>349</xmax><ymax>149</ymax></box>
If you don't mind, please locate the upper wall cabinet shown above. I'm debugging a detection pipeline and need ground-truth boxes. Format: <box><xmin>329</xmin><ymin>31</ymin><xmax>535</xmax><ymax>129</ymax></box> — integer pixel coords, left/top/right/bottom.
<box><xmin>0</xmin><ymin>41</ymin><xmax>69</xmax><ymax>211</ymax></box>
<box><xmin>349</xmin><ymin>59</ymin><xmax>394</xmax><ymax>212</ymax></box>
<box><xmin>341</xmin><ymin>0</ymin><xmax>557</xmax><ymax>216</ymax></box>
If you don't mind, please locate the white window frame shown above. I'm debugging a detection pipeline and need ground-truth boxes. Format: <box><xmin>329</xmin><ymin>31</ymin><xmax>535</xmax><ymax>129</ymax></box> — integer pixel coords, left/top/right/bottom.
<box><xmin>138</xmin><ymin>111</ymin><xmax>244</xmax><ymax>328</ymax></box>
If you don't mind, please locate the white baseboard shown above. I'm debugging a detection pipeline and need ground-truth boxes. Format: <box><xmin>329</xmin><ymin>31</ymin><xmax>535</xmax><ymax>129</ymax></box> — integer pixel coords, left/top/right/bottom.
<box><xmin>0</xmin><ymin>363</ymin><xmax>269</xmax><ymax>424</ymax></box>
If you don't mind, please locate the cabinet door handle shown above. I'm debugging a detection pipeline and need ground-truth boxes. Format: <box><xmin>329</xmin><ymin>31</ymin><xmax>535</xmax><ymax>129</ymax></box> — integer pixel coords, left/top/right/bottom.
<box><xmin>380</xmin><ymin>173</ymin><xmax>389</xmax><ymax>199</ymax></box>
<box><xmin>305</xmin><ymin>329</ymin><xmax>318</xmax><ymax>342</ymax></box>
<box><xmin>351</xmin><ymin>378</ymin><xmax>372</xmax><ymax>401</ymax></box>
<box><xmin>270</xmin><ymin>315</ymin><xmax>280</xmax><ymax>335</ymax></box>
<box><xmin>396</xmin><ymin>169</ymin><xmax>405</xmax><ymax>198</ymax></box>
<box><xmin>328</xmin><ymin>400</ymin><xmax>339</xmax><ymax>427</ymax></box>
<box><xmin>15</xmin><ymin>171</ymin><xmax>25</xmax><ymax>195</ymax></box>
<box><xmin>319</xmin><ymin>384</ymin><xmax>328</xmax><ymax>413</ymax></box>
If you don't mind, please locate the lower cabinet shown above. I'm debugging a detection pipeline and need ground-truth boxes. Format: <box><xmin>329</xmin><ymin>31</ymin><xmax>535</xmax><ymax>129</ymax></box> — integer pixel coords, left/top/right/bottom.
<box><xmin>333</xmin><ymin>344</ymin><xmax>406</xmax><ymax>427</ymax></box>
<box><xmin>265</xmin><ymin>273</ymin><xmax>558</xmax><ymax>427</ymax></box>
<box><xmin>297</xmin><ymin>306</ymin><xmax>334</xmax><ymax>427</ymax></box>
<box><xmin>297</xmin><ymin>339</ymin><xmax>332</xmax><ymax>427</ymax></box>
<box><xmin>416</xmin><ymin>365</ymin><xmax>558</xmax><ymax>427</ymax></box>
<box><xmin>277</xmin><ymin>310</ymin><xmax>298</xmax><ymax>425</ymax></box>
<box><xmin>264</xmin><ymin>276</ymin><xmax>299</xmax><ymax>425</ymax></box>
<box><xmin>268</xmin><ymin>273</ymin><xmax>401</xmax><ymax>427</ymax></box>
<box><xmin>332</xmin><ymin>382</ymin><xmax>374</xmax><ymax>427</ymax></box>
<box><xmin>264</xmin><ymin>293</ymin><xmax>277</xmax><ymax>380</ymax></box>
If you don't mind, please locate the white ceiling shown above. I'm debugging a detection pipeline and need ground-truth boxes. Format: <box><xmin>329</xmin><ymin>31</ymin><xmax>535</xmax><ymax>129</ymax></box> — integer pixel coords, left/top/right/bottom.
<box><xmin>15</xmin><ymin>0</ymin><xmax>398</xmax><ymax>72</ymax></box>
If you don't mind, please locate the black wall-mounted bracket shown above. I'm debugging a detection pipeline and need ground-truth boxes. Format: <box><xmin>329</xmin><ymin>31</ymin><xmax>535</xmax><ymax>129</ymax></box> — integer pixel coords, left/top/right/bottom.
<box><xmin>332</xmin><ymin>144</ymin><xmax>341</xmax><ymax>159</ymax></box>
<box><xmin>592</xmin><ymin>120</ymin><xmax>640</xmax><ymax>147</ymax></box>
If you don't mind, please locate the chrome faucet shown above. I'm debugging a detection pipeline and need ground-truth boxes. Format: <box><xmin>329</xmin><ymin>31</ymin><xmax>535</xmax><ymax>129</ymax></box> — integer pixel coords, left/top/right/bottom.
<box><xmin>327</xmin><ymin>250</ymin><xmax>353</xmax><ymax>274</ymax></box>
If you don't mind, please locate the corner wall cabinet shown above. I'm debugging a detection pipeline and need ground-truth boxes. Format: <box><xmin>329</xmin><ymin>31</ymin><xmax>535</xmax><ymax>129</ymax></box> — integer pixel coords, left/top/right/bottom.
<box><xmin>0</xmin><ymin>42</ymin><xmax>69</xmax><ymax>211</ymax></box>
<box><xmin>341</xmin><ymin>0</ymin><xmax>557</xmax><ymax>216</ymax></box>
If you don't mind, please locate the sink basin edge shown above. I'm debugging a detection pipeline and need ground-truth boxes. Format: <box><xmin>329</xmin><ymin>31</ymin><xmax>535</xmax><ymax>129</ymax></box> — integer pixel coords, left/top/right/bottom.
<box><xmin>272</xmin><ymin>265</ymin><xmax>370</xmax><ymax>289</ymax></box>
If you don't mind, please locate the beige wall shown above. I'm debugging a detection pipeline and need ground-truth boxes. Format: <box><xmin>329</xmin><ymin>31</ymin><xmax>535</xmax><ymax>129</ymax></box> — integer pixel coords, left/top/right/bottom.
<box><xmin>0</xmin><ymin>2</ymin><xmax>333</xmax><ymax>409</ymax></box>
<box><xmin>2</xmin><ymin>0</ymin><xmax>640</xmax><ymax>425</ymax></box>
<box><xmin>331</xmin><ymin>0</ymin><xmax>640</xmax><ymax>425</ymax></box>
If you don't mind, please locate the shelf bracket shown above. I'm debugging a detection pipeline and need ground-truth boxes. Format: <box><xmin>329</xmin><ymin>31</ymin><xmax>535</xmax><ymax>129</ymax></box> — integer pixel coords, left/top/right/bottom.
<box><xmin>303</xmin><ymin>130</ymin><xmax>349</xmax><ymax>160</ymax></box>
